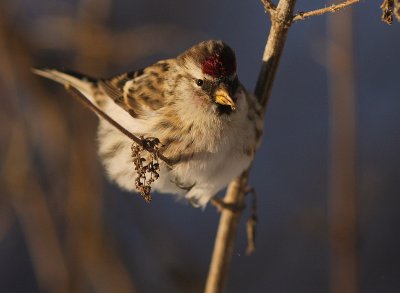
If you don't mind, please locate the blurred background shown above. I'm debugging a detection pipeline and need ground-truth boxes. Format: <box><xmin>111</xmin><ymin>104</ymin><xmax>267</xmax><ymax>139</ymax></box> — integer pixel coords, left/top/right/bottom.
<box><xmin>1</xmin><ymin>0</ymin><xmax>399</xmax><ymax>292</ymax></box>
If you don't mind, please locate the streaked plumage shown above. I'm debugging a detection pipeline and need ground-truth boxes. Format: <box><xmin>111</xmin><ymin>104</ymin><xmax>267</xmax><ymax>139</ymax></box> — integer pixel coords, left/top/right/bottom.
<box><xmin>33</xmin><ymin>40</ymin><xmax>263</xmax><ymax>207</ymax></box>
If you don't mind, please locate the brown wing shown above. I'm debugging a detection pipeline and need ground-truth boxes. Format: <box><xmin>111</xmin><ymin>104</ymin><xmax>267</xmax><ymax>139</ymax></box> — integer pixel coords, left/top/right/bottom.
<box><xmin>98</xmin><ymin>60</ymin><xmax>172</xmax><ymax>119</ymax></box>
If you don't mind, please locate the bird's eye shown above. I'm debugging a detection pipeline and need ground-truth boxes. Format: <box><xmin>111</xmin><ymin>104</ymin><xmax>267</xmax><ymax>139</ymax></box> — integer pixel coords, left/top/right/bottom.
<box><xmin>196</xmin><ymin>79</ymin><xmax>204</xmax><ymax>86</ymax></box>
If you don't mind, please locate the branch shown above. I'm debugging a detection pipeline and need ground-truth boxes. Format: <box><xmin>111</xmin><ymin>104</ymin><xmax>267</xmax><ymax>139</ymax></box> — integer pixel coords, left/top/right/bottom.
<box><xmin>204</xmin><ymin>173</ymin><xmax>249</xmax><ymax>293</ymax></box>
<box><xmin>261</xmin><ymin>0</ymin><xmax>277</xmax><ymax>17</ymax></box>
<box><xmin>327</xmin><ymin>7</ymin><xmax>358</xmax><ymax>293</ymax></box>
<box><xmin>204</xmin><ymin>1</ymin><xmax>297</xmax><ymax>292</ymax></box>
<box><xmin>293</xmin><ymin>0</ymin><xmax>360</xmax><ymax>22</ymax></box>
<box><xmin>0</xmin><ymin>14</ymin><xmax>70</xmax><ymax>292</ymax></box>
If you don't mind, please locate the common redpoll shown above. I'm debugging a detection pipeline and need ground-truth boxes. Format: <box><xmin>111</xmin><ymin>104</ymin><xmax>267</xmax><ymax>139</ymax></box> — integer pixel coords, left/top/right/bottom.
<box><xmin>34</xmin><ymin>40</ymin><xmax>263</xmax><ymax>207</ymax></box>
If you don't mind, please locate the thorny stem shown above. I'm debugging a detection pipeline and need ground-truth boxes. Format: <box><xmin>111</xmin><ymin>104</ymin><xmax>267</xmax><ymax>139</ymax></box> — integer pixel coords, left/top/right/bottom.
<box><xmin>205</xmin><ymin>0</ymin><xmax>361</xmax><ymax>292</ymax></box>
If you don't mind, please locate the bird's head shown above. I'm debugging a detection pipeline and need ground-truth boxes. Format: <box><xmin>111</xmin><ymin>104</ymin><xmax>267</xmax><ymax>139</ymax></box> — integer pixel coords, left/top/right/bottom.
<box><xmin>176</xmin><ymin>40</ymin><xmax>239</xmax><ymax>115</ymax></box>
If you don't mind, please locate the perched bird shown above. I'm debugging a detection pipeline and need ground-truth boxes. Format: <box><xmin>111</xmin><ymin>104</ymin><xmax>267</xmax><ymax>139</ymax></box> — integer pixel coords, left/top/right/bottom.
<box><xmin>33</xmin><ymin>40</ymin><xmax>263</xmax><ymax>207</ymax></box>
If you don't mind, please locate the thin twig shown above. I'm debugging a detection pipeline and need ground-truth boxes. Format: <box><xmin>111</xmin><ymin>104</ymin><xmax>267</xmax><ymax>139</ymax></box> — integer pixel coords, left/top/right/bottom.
<box><xmin>293</xmin><ymin>0</ymin><xmax>360</xmax><ymax>22</ymax></box>
<box><xmin>66</xmin><ymin>86</ymin><xmax>173</xmax><ymax>165</ymax></box>
<box><xmin>204</xmin><ymin>1</ymin><xmax>297</xmax><ymax>292</ymax></box>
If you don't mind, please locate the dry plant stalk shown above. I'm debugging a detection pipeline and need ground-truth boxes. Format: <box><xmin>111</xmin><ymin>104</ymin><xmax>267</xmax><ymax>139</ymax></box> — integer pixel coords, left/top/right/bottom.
<box><xmin>381</xmin><ymin>0</ymin><xmax>400</xmax><ymax>24</ymax></box>
<box><xmin>205</xmin><ymin>0</ymin><xmax>362</xmax><ymax>292</ymax></box>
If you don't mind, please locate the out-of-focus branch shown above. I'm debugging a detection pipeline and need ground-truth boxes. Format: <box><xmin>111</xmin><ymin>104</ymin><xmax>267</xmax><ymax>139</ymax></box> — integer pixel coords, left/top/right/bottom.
<box><xmin>67</xmin><ymin>133</ymin><xmax>136</xmax><ymax>293</ymax></box>
<box><xmin>0</xmin><ymin>13</ymin><xmax>70</xmax><ymax>293</ymax></box>
<box><xmin>3</xmin><ymin>127</ymin><xmax>70</xmax><ymax>293</ymax></box>
<box><xmin>1</xmin><ymin>1</ymin><xmax>138</xmax><ymax>291</ymax></box>
<box><xmin>63</xmin><ymin>1</ymin><xmax>137</xmax><ymax>292</ymax></box>
<box><xmin>30</xmin><ymin>19</ymin><xmax>199</xmax><ymax>68</ymax></box>
<box><xmin>293</xmin><ymin>0</ymin><xmax>360</xmax><ymax>22</ymax></box>
<box><xmin>327</xmin><ymin>6</ymin><xmax>358</xmax><ymax>293</ymax></box>
<box><xmin>205</xmin><ymin>1</ymin><xmax>297</xmax><ymax>292</ymax></box>
<box><xmin>14</xmin><ymin>0</ymin><xmax>204</xmax><ymax>290</ymax></box>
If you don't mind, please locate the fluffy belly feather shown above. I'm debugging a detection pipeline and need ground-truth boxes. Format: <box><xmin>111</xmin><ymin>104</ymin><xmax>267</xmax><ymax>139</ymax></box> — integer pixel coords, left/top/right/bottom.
<box><xmin>97</xmin><ymin>122</ymin><xmax>252</xmax><ymax>207</ymax></box>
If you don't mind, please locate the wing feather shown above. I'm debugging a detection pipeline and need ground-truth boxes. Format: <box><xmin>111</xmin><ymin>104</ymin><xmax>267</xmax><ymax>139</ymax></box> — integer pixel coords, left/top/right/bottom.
<box><xmin>99</xmin><ymin>61</ymin><xmax>171</xmax><ymax>118</ymax></box>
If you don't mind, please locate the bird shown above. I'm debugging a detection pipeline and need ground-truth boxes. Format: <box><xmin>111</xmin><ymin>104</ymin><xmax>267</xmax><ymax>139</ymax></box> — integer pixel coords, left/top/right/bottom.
<box><xmin>33</xmin><ymin>40</ymin><xmax>263</xmax><ymax>208</ymax></box>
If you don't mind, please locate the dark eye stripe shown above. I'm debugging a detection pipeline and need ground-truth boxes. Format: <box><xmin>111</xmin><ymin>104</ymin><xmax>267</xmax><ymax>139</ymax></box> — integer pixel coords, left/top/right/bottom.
<box><xmin>201</xmin><ymin>80</ymin><xmax>213</xmax><ymax>93</ymax></box>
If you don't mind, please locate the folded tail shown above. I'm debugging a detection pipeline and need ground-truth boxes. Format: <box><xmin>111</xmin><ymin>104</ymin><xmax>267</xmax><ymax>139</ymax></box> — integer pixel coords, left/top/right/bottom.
<box><xmin>32</xmin><ymin>67</ymin><xmax>144</xmax><ymax>135</ymax></box>
<box><xmin>32</xmin><ymin>68</ymin><xmax>98</xmax><ymax>103</ymax></box>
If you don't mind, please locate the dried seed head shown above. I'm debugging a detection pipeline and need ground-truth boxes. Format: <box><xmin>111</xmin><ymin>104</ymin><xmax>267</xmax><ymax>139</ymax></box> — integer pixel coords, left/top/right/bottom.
<box><xmin>395</xmin><ymin>0</ymin><xmax>400</xmax><ymax>21</ymax></box>
<box><xmin>131</xmin><ymin>137</ymin><xmax>161</xmax><ymax>203</ymax></box>
<box><xmin>381</xmin><ymin>0</ymin><xmax>400</xmax><ymax>24</ymax></box>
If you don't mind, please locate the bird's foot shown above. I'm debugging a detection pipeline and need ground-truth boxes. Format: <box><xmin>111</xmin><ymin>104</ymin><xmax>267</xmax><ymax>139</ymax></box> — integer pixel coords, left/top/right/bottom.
<box><xmin>211</xmin><ymin>198</ymin><xmax>245</xmax><ymax>213</ymax></box>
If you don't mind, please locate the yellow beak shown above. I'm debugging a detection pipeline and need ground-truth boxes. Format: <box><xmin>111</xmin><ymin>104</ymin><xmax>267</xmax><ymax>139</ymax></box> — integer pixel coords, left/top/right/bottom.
<box><xmin>214</xmin><ymin>88</ymin><xmax>236</xmax><ymax>110</ymax></box>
